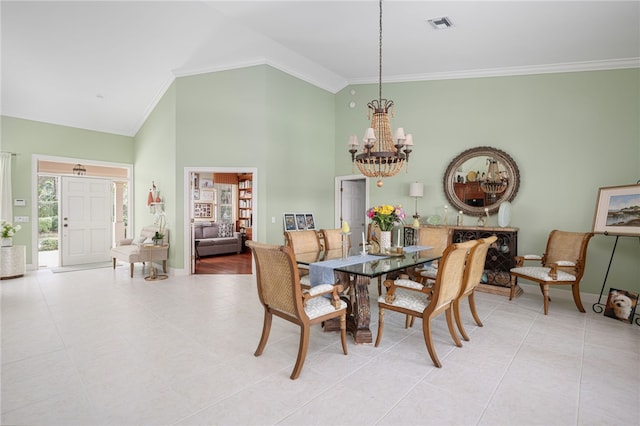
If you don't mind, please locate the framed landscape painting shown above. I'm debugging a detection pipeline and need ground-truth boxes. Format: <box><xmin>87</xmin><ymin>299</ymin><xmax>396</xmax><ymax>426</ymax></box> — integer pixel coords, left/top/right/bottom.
<box><xmin>592</xmin><ymin>184</ymin><xmax>640</xmax><ymax>236</ymax></box>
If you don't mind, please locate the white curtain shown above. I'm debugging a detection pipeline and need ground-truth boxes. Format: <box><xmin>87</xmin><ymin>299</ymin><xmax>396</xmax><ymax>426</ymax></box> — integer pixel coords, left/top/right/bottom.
<box><xmin>0</xmin><ymin>152</ymin><xmax>13</xmax><ymax>223</ymax></box>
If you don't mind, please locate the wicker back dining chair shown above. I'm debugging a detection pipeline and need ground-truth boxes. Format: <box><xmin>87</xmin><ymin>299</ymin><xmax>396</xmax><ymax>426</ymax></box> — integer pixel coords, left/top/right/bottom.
<box><xmin>453</xmin><ymin>236</ymin><xmax>497</xmax><ymax>341</ymax></box>
<box><xmin>320</xmin><ymin>228</ymin><xmax>351</xmax><ymax>251</ymax></box>
<box><xmin>510</xmin><ymin>230</ymin><xmax>594</xmax><ymax>315</ymax></box>
<box><xmin>413</xmin><ymin>226</ymin><xmax>454</xmax><ymax>283</ymax></box>
<box><xmin>246</xmin><ymin>241</ymin><xmax>348</xmax><ymax>379</ymax></box>
<box><xmin>375</xmin><ymin>240</ymin><xmax>475</xmax><ymax>368</ymax></box>
<box><xmin>284</xmin><ymin>230</ymin><xmax>322</xmax><ymax>287</ymax></box>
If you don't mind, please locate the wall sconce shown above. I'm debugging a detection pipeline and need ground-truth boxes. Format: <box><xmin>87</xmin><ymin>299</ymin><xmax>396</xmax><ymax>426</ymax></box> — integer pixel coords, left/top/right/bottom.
<box><xmin>72</xmin><ymin>164</ymin><xmax>86</xmax><ymax>175</ymax></box>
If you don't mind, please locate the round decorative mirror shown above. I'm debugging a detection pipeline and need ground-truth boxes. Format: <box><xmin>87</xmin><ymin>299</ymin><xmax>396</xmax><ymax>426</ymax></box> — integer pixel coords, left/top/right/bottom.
<box><xmin>443</xmin><ymin>146</ymin><xmax>520</xmax><ymax>216</ymax></box>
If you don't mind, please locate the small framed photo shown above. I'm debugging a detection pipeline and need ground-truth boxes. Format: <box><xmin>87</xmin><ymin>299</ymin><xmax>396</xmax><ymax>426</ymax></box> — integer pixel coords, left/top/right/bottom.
<box><xmin>193</xmin><ymin>189</ymin><xmax>200</xmax><ymax>200</ymax></box>
<box><xmin>283</xmin><ymin>213</ymin><xmax>296</xmax><ymax>231</ymax></box>
<box><xmin>593</xmin><ymin>184</ymin><xmax>640</xmax><ymax>236</ymax></box>
<box><xmin>604</xmin><ymin>288</ymin><xmax>638</xmax><ymax>324</ymax></box>
<box><xmin>305</xmin><ymin>214</ymin><xmax>315</xmax><ymax>230</ymax></box>
<box><xmin>194</xmin><ymin>202</ymin><xmax>213</xmax><ymax>218</ymax></box>
<box><xmin>295</xmin><ymin>214</ymin><xmax>307</xmax><ymax>230</ymax></box>
<box><xmin>200</xmin><ymin>178</ymin><xmax>213</xmax><ymax>189</ymax></box>
<box><xmin>200</xmin><ymin>190</ymin><xmax>214</xmax><ymax>201</ymax></box>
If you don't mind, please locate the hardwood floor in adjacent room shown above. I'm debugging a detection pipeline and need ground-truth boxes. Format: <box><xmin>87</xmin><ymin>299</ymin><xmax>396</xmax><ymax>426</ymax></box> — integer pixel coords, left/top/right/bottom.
<box><xmin>194</xmin><ymin>251</ymin><xmax>252</xmax><ymax>274</ymax></box>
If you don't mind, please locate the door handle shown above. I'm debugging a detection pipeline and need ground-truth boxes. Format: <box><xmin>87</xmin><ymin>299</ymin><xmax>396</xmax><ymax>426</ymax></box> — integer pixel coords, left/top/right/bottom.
<box><xmin>63</xmin><ymin>224</ymin><xmax>68</xmax><ymax>227</ymax></box>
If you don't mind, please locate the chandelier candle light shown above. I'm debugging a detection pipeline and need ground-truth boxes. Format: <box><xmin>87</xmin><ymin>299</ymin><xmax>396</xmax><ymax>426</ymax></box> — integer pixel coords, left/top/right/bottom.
<box><xmin>348</xmin><ymin>0</ymin><xmax>414</xmax><ymax>188</ymax></box>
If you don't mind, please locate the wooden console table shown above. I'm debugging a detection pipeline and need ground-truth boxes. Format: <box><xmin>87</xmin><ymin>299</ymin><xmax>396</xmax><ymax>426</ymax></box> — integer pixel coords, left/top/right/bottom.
<box><xmin>451</xmin><ymin>226</ymin><xmax>521</xmax><ymax>298</ymax></box>
<box><xmin>1</xmin><ymin>245</ymin><xmax>26</xmax><ymax>279</ymax></box>
<box><xmin>407</xmin><ymin>225</ymin><xmax>521</xmax><ymax>297</ymax></box>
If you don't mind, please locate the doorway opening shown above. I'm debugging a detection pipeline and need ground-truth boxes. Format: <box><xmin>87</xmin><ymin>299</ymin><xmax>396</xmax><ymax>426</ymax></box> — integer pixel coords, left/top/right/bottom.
<box><xmin>185</xmin><ymin>167</ymin><xmax>257</xmax><ymax>275</ymax></box>
<box><xmin>34</xmin><ymin>157</ymin><xmax>131</xmax><ymax>269</ymax></box>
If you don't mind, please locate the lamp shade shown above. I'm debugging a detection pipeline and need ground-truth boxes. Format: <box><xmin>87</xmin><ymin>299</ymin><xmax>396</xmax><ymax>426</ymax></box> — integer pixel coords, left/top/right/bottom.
<box><xmin>409</xmin><ymin>182</ymin><xmax>424</xmax><ymax>197</ymax></box>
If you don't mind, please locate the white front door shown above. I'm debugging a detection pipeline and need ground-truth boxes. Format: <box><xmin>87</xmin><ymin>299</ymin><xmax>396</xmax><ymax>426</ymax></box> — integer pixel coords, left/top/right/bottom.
<box><xmin>339</xmin><ymin>178</ymin><xmax>367</xmax><ymax>249</ymax></box>
<box><xmin>61</xmin><ymin>177</ymin><xmax>112</xmax><ymax>266</ymax></box>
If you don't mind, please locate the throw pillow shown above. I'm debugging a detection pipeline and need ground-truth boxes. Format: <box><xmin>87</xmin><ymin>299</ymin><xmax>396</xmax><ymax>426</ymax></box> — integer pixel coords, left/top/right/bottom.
<box><xmin>219</xmin><ymin>223</ymin><xmax>233</xmax><ymax>238</ymax></box>
<box><xmin>133</xmin><ymin>236</ymin><xmax>146</xmax><ymax>245</ymax></box>
<box><xmin>203</xmin><ymin>225</ymin><xmax>219</xmax><ymax>239</ymax></box>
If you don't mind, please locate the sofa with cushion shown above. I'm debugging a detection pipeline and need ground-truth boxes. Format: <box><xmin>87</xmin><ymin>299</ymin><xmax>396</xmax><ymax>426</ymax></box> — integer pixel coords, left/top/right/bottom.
<box><xmin>194</xmin><ymin>222</ymin><xmax>242</xmax><ymax>257</ymax></box>
<box><xmin>111</xmin><ymin>226</ymin><xmax>169</xmax><ymax>277</ymax></box>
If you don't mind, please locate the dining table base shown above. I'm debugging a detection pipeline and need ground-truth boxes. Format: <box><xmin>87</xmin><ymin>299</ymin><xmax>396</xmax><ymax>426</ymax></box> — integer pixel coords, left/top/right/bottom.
<box><xmin>323</xmin><ymin>272</ymin><xmax>374</xmax><ymax>344</ymax></box>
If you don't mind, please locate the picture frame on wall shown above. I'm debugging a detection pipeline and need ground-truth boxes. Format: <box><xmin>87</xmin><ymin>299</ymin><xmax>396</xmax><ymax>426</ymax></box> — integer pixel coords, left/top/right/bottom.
<box><xmin>193</xmin><ymin>189</ymin><xmax>200</xmax><ymax>201</ymax></box>
<box><xmin>603</xmin><ymin>288</ymin><xmax>638</xmax><ymax>324</ymax></box>
<box><xmin>592</xmin><ymin>184</ymin><xmax>640</xmax><ymax>236</ymax></box>
<box><xmin>200</xmin><ymin>178</ymin><xmax>213</xmax><ymax>189</ymax></box>
<box><xmin>194</xmin><ymin>202</ymin><xmax>213</xmax><ymax>218</ymax></box>
<box><xmin>305</xmin><ymin>214</ymin><xmax>316</xmax><ymax>230</ymax></box>
<box><xmin>295</xmin><ymin>214</ymin><xmax>307</xmax><ymax>230</ymax></box>
<box><xmin>200</xmin><ymin>190</ymin><xmax>214</xmax><ymax>201</ymax></box>
<box><xmin>283</xmin><ymin>213</ymin><xmax>296</xmax><ymax>231</ymax></box>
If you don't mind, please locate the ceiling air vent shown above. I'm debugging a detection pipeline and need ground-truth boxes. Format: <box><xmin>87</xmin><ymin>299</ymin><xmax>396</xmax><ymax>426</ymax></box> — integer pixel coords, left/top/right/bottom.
<box><xmin>428</xmin><ymin>17</ymin><xmax>453</xmax><ymax>29</ymax></box>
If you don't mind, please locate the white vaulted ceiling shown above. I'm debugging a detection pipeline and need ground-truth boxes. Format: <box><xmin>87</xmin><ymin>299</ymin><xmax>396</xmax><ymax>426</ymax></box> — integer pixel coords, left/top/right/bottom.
<box><xmin>2</xmin><ymin>1</ymin><xmax>639</xmax><ymax>137</ymax></box>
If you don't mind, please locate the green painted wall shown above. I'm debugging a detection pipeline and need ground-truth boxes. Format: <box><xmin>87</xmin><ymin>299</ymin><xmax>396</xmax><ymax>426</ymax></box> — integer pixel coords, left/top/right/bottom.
<box><xmin>3</xmin><ymin>67</ymin><xmax>638</xmax><ymax>295</ymax></box>
<box><xmin>171</xmin><ymin>65</ymin><xmax>335</xmax><ymax>268</ymax></box>
<box><xmin>0</xmin><ymin>116</ymin><xmax>133</xmax><ymax>263</ymax></box>
<box><xmin>134</xmin><ymin>82</ymin><xmax>178</xmax><ymax>264</ymax></box>
<box><xmin>335</xmin><ymin>69</ymin><xmax>640</xmax><ymax>294</ymax></box>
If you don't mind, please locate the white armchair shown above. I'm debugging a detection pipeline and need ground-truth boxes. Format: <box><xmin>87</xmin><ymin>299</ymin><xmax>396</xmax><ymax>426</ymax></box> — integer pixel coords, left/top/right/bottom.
<box><xmin>111</xmin><ymin>226</ymin><xmax>169</xmax><ymax>277</ymax></box>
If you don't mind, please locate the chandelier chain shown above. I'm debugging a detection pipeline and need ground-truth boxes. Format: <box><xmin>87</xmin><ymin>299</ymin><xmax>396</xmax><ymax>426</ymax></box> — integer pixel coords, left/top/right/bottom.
<box><xmin>378</xmin><ymin>0</ymin><xmax>383</xmax><ymax>102</ymax></box>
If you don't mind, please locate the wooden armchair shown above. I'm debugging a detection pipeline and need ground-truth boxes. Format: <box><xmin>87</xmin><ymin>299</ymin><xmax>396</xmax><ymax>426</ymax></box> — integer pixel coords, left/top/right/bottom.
<box><xmin>246</xmin><ymin>241</ymin><xmax>347</xmax><ymax>379</ymax></box>
<box><xmin>453</xmin><ymin>236</ymin><xmax>497</xmax><ymax>341</ymax></box>
<box><xmin>375</xmin><ymin>240</ymin><xmax>473</xmax><ymax>368</ymax></box>
<box><xmin>320</xmin><ymin>228</ymin><xmax>351</xmax><ymax>251</ymax></box>
<box><xmin>510</xmin><ymin>230</ymin><xmax>594</xmax><ymax>315</ymax></box>
<box><xmin>412</xmin><ymin>226</ymin><xmax>454</xmax><ymax>283</ymax></box>
<box><xmin>284</xmin><ymin>230</ymin><xmax>322</xmax><ymax>287</ymax></box>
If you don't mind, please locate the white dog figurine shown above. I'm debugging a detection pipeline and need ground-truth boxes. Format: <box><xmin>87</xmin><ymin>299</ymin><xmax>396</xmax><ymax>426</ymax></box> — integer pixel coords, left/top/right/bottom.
<box><xmin>610</xmin><ymin>291</ymin><xmax>633</xmax><ymax>320</ymax></box>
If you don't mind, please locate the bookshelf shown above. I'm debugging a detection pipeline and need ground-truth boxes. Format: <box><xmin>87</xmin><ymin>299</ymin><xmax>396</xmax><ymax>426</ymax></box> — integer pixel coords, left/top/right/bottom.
<box><xmin>237</xmin><ymin>174</ymin><xmax>252</xmax><ymax>239</ymax></box>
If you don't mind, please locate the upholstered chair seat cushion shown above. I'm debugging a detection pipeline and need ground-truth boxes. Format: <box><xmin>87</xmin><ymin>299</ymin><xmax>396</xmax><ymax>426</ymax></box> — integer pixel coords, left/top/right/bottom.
<box><xmin>510</xmin><ymin>266</ymin><xmax>576</xmax><ymax>282</ymax></box>
<box><xmin>378</xmin><ymin>287</ymin><xmax>429</xmax><ymax>312</ymax></box>
<box><xmin>393</xmin><ymin>278</ymin><xmax>425</xmax><ymax>291</ymax></box>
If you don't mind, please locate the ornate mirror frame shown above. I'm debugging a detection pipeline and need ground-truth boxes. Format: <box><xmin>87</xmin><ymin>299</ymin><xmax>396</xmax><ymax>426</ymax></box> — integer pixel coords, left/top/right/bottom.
<box><xmin>443</xmin><ymin>146</ymin><xmax>520</xmax><ymax>216</ymax></box>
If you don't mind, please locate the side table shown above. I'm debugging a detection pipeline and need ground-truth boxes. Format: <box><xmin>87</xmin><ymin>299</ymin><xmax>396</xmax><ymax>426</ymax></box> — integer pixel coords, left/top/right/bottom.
<box><xmin>1</xmin><ymin>245</ymin><xmax>26</xmax><ymax>279</ymax></box>
<box><xmin>143</xmin><ymin>244</ymin><xmax>168</xmax><ymax>281</ymax></box>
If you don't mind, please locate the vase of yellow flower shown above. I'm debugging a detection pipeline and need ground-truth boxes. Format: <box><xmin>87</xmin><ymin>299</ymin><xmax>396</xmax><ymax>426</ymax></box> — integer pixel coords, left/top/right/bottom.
<box><xmin>1</xmin><ymin>220</ymin><xmax>22</xmax><ymax>247</ymax></box>
<box><xmin>366</xmin><ymin>204</ymin><xmax>405</xmax><ymax>251</ymax></box>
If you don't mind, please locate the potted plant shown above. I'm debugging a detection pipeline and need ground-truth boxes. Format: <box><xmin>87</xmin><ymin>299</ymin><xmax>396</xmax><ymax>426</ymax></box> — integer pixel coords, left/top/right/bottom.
<box><xmin>152</xmin><ymin>231</ymin><xmax>164</xmax><ymax>245</ymax></box>
<box><xmin>1</xmin><ymin>220</ymin><xmax>21</xmax><ymax>247</ymax></box>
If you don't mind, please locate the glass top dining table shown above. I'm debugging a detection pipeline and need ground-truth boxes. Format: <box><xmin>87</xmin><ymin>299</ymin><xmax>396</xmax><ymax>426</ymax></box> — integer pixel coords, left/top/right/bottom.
<box><xmin>296</xmin><ymin>246</ymin><xmax>440</xmax><ymax>278</ymax></box>
<box><xmin>295</xmin><ymin>246</ymin><xmax>440</xmax><ymax>344</ymax></box>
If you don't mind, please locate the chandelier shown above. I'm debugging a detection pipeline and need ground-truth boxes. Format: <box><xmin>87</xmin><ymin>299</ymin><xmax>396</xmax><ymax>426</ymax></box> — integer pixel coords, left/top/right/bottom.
<box><xmin>72</xmin><ymin>164</ymin><xmax>86</xmax><ymax>176</ymax></box>
<box><xmin>480</xmin><ymin>158</ymin><xmax>507</xmax><ymax>200</ymax></box>
<box><xmin>348</xmin><ymin>0</ymin><xmax>413</xmax><ymax>188</ymax></box>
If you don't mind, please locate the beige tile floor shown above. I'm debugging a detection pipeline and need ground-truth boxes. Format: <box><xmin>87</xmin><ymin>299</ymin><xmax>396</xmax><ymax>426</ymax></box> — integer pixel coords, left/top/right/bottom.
<box><xmin>2</xmin><ymin>266</ymin><xmax>639</xmax><ymax>425</ymax></box>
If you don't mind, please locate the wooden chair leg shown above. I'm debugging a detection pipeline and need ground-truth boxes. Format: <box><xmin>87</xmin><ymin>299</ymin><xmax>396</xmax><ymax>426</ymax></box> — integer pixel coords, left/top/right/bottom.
<box><xmin>291</xmin><ymin>324</ymin><xmax>310</xmax><ymax>380</ymax></box>
<box><xmin>453</xmin><ymin>299</ymin><xmax>469</xmax><ymax>342</ymax></box>
<box><xmin>129</xmin><ymin>263</ymin><xmax>134</xmax><ymax>278</ymax></box>
<box><xmin>112</xmin><ymin>258</ymin><xmax>116</xmax><ymax>269</ymax></box>
<box><xmin>445</xmin><ymin>308</ymin><xmax>463</xmax><ymax>348</ymax></box>
<box><xmin>254</xmin><ymin>310</ymin><xmax>272</xmax><ymax>356</ymax></box>
<box><xmin>374</xmin><ymin>308</ymin><xmax>385</xmax><ymax>347</ymax></box>
<box><xmin>540</xmin><ymin>283</ymin><xmax>550</xmax><ymax>315</ymax></box>
<box><xmin>405</xmin><ymin>315</ymin><xmax>413</xmax><ymax>329</ymax></box>
<box><xmin>422</xmin><ymin>316</ymin><xmax>442</xmax><ymax>368</ymax></box>
<box><xmin>571</xmin><ymin>283</ymin><xmax>586</xmax><ymax>313</ymax></box>
<box><xmin>340</xmin><ymin>314</ymin><xmax>348</xmax><ymax>355</ymax></box>
<box><xmin>468</xmin><ymin>292</ymin><xmax>483</xmax><ymax>327</ymax></box>
<box><xmin>162</xmin><ymin>260</ymin><xmax>167</xmax><ymax>273</ymax></box>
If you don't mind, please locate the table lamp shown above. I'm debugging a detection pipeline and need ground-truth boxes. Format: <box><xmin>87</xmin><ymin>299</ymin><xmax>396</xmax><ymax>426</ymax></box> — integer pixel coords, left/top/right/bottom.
<box><xmin>409</xmin><ymin>182</ymin><xmax>424</xmax><ymax>220</ymax></box>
